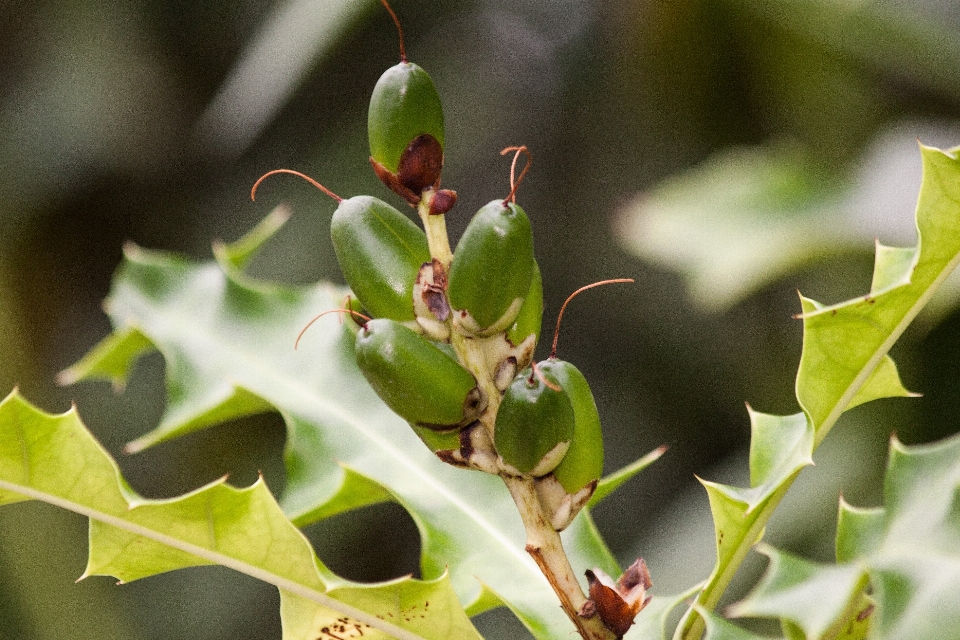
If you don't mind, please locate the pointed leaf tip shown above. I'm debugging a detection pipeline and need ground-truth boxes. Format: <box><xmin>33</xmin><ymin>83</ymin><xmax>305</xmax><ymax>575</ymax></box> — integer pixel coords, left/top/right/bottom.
<box><xmin>589</xmin><ymin>444</ymin><xmax>667</xmax><ymax>507</ymax></box>
<box><xmin>58</xmin><ymin>327</ymin><xmax>155</xmax><ymax>390</ymax></box>
<box><xmin>215</xmin><ymin>205</ymin><xmax>292</xmax><ymax>271</ymax></box>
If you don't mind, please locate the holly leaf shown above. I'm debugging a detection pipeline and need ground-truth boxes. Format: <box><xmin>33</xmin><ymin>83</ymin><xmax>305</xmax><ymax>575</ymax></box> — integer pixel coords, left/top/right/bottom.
<box><xmin>699</xmin><ymin>608</ymin><xmax>772</xmax><ymax>640</ymax></box>
<box><xmin>677</xmin><ymin>145</ymin><xmax>960</xmax><ymax>638</ymax></box>
<box><xmin>623</xmin><ymin>586</ymin><xmax>703</xmax><ymax>640</ymax></box>
<box><xmin>55</xmin><ymin>207</ymin><xmax>620</xmax><ymax>638</ymax></box>
<box><xmin>864</xmin><ymin>433</ymin><xmax>960</xmax><ymax>637</ymax></box>
<box><xmin>613</xmin><ymin>144</ymin><xmax>853</xmax><ymax>310</ymax></box>
<box><xmin>727</xmin><ymin>546</ymin><xmax>869</xmax><ymax>639</ymax></box>
<box><xmin>729</xmin><ymin>430</ymin><xmax>960</xmax><ymax>639</ymax></box>
<box><xmin>0</xmin><ymin>389</ymin><xmax>478</xmax><ymax>640</ymax></box>
<box><xmin>590</xmin><ymin>444</ymin><xmax>668</xmax><ymax>507</ymax></box>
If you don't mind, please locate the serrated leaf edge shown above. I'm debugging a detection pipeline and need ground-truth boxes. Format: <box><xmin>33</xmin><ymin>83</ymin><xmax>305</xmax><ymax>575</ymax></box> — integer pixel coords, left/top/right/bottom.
<box><xmin>676</xmin><ymin>145</ymin><xmax>960</xmax><ymax>639</ymax></box>
<box><xmin>0</xmin><ymin>389</ymin><xmax>442</xmax><ymax>640</ymax></box>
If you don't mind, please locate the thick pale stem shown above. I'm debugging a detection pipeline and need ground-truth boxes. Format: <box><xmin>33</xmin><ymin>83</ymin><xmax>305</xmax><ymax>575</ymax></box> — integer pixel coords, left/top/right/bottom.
<box><xmin>504</xmin><ymin>476</ymin><xmax>616</xmax><ymax>640</ymax></box>
<box><xmin>417</xmin><ymin>193</ymin><xmax>453</xmax><ymax>269</ymax></box>
<box><xmin>450</xmin><ymin>333</ymin><xmax>497</xmax><ymax>442</ymax></box>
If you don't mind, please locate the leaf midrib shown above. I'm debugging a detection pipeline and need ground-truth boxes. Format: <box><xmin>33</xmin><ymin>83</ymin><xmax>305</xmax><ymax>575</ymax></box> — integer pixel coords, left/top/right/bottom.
<box><xmin>0</xmin><ymin>478</ymin><xmax>428</xmax><ymax>640</ymax></box>
<box><xmin>121</xmin><ymin>276</ymin><xmax>549</xmax><ymax>585</ymax></box>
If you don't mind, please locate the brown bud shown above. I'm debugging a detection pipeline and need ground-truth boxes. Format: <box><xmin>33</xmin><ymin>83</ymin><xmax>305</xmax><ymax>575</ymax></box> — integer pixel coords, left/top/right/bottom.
<box><xmin>429</xmin><ymin>188</ymin><xmax>458</xmax><ymax>215</ymax></box>
<box><xmin>584</xmin><ymin>558</ymin><xmax>652</xmax><ymax>638</ymax></box>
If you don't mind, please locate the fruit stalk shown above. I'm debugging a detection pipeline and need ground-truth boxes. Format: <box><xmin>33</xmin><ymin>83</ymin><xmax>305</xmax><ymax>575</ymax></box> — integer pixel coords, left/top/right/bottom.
<box><xmin>417</xmin><ymin>191</ymin><xmax>454</xmax><ymax>269</ymax></box>
<box><xmin>428</xmin><ymin>213</ymin><xmax>614</xmax><ymax>637</ymax></box>
<box><xmin>504</xmin><ymin>475</ymin><xmax>618</xmax><ymax>640</ymax></box>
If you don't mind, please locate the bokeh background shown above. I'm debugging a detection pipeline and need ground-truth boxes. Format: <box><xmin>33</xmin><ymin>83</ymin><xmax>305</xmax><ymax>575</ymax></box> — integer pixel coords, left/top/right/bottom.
<box><xmin>3</xmin><ymin>0</ymin><xmax>960</xmax><ymax>637</ymax></box>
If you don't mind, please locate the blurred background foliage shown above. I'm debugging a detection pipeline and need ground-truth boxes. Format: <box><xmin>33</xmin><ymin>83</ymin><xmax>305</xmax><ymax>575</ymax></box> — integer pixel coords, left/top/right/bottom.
<box><xmin>2</xmin><ymin>0</ymin><xmax>960</xmax><ymax>638</ymax></box>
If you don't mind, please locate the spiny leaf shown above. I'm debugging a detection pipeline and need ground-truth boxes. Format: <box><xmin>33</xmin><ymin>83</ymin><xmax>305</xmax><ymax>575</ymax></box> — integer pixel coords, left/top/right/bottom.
<box><xmin>727</xmin><ymin>546</ymin><xmax>869</xmax><ymax>639</ymax></box>
<box><xmin>686</xmin><ymin>409</ymin><xmax>812</xmax><ymax>633</ymax></box>
<box><xmin>613</xmin><ymin>143</ymin><xmax>852</xmax><ymax>310</ymax></box>
<box><xmin>846</xmin><ymin>355</ymin><xmax>917</xmax><ymax>411</ymax></box>
<box><xmin>625</xmin><ymin>587</ymin><xmax>703</xmax><ymax>640</ymax></box>
<box><xmin>0</xmin><ymin>389</ymin><xmax>478</xmax><ymax>640</ymax></box>
<box><xmin>56</xmin><ymin>326</ymin><xmax>153</xmax><ymax>391</ymax></box>
<box><xmin>866</xmin><ymin>433</ymin><xmax>960</xmax><ymax>638</ymax></box>
<box><xmin>698</xmin><ymin>608</ymin><xmax>771</xmax><ymax>640</ymax></box>
<box><xmin>835</xmin><ymin>500</ymin><xmax>884</xmax><ymax>563</ymax></box>
<box><xmin>63</xmin><ymin>211</ymin><xmax>620</xmax><ymax>638</ymax></box>
<box><xmin>589</xmin><ymin>444</ymin><xmax>668</xmax><ymax>507</ymax></box>
<box><xmin>678</xmin><ymin>145</ymin><xmax>960</xmax><ymax>638</ymax></box>
<box><xmin>797</xmin><ymin>145</ymin><xmax>960</xmax><ymax>442</ymax></box>
<box><xmin>290</xmin><ymin>462</ymin><xmax>393</xmax><ymax>526</ymax></box>
<box><xmin>732</xmin><ymin>430</ymin><xmax>960</xmax><ymax>639</ymax></box>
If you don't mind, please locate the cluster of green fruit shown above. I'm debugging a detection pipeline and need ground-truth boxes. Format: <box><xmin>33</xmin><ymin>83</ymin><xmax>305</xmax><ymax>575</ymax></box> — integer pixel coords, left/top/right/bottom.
<box><xmin>304</xmin><ymin>7</ymin><xmax>606</xmax><ymax>532</ymax></box>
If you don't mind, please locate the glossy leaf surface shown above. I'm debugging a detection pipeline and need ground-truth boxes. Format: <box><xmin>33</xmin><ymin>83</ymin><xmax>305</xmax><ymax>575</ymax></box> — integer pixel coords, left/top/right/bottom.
<box><xmin>678</xmin><ymin>145</ymin><xmax>960</xmax><ymax>638</ymax></box>
<box><xmin>730</xmin><ymin>431</ymin><xmax>960</xmax><ymax>639</ymax></box>
<box><xmin>51</xmin><ymin>211</ymin><xmax>620</xmax><ymax>639</ymax></box>
<box><xmin>0</xmin><ymin>390</ymin><xmax>478</xmax><ymax>640</ymax></box>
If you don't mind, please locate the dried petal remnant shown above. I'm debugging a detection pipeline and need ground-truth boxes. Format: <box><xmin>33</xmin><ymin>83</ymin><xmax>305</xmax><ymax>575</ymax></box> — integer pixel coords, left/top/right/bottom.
<box><xmin>584</xmin><ymin>558</ymin><xmax>652</xmax><ymax>637</ymax></box>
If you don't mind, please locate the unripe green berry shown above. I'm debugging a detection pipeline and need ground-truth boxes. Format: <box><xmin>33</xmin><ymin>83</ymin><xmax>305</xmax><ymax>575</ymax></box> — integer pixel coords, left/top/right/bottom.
<box><xmin>538</xmin><ymin>359</ymin><xmax>603</xmax><ymax>493</ymax></box>
<box><xmin>495</xmin><ymin>368</ymin><xmax>574</xmax><ymax>476</ymax></box>
<box><xmin>507</xmin><ymin>261</ymin><xmax>543</xmax><ymax>350</ymax></box>
<box><xmin>330</xmin><ymin>196</ymin><xmax>429</xmax><ymax>323</ymax></box>
<box><xmin>355</xmin><ymin>319</ymin><xmax>484</xmax><ymax>429</ymax></box>
<box><xmin>409</xmin><ymin>423</ymin><xmax>461</xmax><ymax>455</ymax></box>
<box><xmin>368</xmin><ymin>62</ymin><xmax>444</xmax><ymax>175</ymax></box>
<box><xmin>448</xmin><ymin>200</ymin><xmax>534</xmax><ymax>334</ymax></box>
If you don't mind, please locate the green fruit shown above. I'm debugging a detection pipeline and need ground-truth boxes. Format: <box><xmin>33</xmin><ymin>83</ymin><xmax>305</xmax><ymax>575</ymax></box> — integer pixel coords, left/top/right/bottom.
<box><xmin>538</xmin><ymin>359</ymin><xmax>603</xmax><ymax>493</ymax></box>
<box><xmin>330</xmin><ymin>195</ymin><xmax>429</xmax><ymax>323</ymax></box>
<box><xmin>507</xmin><ymin>261</ymin><xmax>543</xmax><ymax>349</ymax></box>
<box><xmin>418</xmin><ymin>421</ymin><xmax>501</xmax><ymax>475</ymax></box>
<box><xmin>368</xmin><ymin>62</ymin><xmax>444</xmax><ymax>174</ymax></box>
<box><xmin>409</xmin><ymin>423</ymin><xmax>461</xmax><ymax>455</ymax></box>
<box><xmin>355</xmin><ymin>318</ymin><xmax>484</xmax><ymax>429</ymax></box>
<box><xmin>494</xmin><ymin>368</ymin><xmax>574</xmax><ymax>476</ymax></box>
<box><xmin>448</xmin><ymin>200</ymin><xmax>534</xmax><ymax>334</ymax></box>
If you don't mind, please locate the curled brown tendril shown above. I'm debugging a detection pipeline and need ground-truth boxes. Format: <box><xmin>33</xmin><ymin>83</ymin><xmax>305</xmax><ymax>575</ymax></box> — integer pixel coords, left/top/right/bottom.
<box><xmin>295</xmin><ymin>308</ymin><xmax>371</xmax><ymax>349</ymax></box>
<box><xmin>251</xmin><ymin>169</ymin><xmax>342</xmax><ymax>203</ymax></box>
<box><xmin>501</xmin><ymin>145</ymin><xmax>532</xmax><ymax>205</ymax></box>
